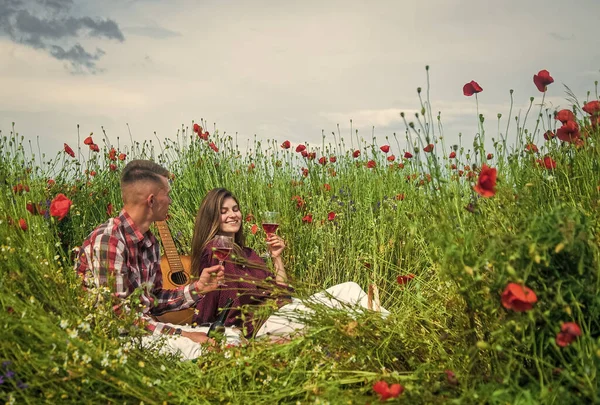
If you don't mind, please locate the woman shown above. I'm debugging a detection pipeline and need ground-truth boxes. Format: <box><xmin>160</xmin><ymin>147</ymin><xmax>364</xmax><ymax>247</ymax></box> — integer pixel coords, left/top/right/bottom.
<box><xmin>191</xmin><ymin>188</ymin><xmax>388</xmax><ymax>339</ymax></box>
<box><xmin>190</xmin><ymin>188</ymin><xmax>293</xmax><ymax>337</ymax></box>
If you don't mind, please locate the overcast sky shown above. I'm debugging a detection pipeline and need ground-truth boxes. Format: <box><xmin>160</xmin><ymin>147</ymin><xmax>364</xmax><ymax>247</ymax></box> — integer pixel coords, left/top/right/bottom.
<box><xmin>1</xmin><ymin>0</ymin><xmax>599</xmax><ymax>163</ymax></box>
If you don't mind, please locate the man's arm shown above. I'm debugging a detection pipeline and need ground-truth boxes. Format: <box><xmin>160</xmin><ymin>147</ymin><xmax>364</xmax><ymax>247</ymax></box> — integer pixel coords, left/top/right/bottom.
<box><xmin>86</xmin><ymin>233</ymin><xmax>181</xmax><ymax>335</ymax></box>
<box><xmin>150</xmin><ymin>263</ymin><xmax>225</xmax><ymax>316</ymax></box>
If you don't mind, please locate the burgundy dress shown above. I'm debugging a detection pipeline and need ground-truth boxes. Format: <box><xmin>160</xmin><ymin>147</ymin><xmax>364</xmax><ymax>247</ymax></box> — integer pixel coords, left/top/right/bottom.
<box><xmin>192</xmin><ymin>242</ymin><xmax>293</xmax><ymax>337</ymax></box>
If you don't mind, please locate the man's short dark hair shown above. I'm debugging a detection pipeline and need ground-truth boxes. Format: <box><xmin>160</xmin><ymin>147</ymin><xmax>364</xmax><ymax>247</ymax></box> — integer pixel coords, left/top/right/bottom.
<box><xmin>121</xmin><ymin>160</ymin><xmax>169</xmax><ymax>187</ymax></box>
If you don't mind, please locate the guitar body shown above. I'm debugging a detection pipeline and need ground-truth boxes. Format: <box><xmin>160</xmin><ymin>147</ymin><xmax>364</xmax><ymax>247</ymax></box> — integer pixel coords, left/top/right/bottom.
<box><xmin>154</xmin><ymin>221</ymin><xmax>196</xmax><ymax>326</ymax></box>
<box><xmin>160</xmin><ymin>255</ymin><xmax>193</xmax><ymax>290</ymax></box>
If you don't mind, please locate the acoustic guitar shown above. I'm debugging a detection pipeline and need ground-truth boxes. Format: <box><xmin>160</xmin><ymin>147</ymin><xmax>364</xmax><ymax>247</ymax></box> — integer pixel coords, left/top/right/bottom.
<box><xmin>154</xmin><ymin>220</ymin><xmax>195</xmax><ymax>325</ymax></box>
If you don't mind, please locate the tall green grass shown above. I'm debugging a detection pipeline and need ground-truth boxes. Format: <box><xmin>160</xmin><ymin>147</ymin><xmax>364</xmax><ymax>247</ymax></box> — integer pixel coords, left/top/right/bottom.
<box><xmin>1</xmin><ymin>71</ymin><xmax>598</xmax><ymax>404</ymax></box>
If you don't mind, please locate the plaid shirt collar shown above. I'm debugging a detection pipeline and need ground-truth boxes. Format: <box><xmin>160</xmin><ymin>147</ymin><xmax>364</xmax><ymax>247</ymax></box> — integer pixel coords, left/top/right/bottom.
<box><xmin>119</xmin><ymin>209</ymin><xmax>156</xmax><ymax>248</ymax></box>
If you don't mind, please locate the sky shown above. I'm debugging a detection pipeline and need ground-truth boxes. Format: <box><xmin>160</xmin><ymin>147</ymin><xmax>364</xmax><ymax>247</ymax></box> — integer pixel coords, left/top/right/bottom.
<box><xmin>1</xmin><ymin>0</ymin><xmax>599</xmax><ymax>163</ymax></box>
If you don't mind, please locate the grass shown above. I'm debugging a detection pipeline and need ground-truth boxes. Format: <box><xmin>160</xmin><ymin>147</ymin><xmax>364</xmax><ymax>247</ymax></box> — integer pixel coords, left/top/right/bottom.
<box><xmin>1</xmin><ymin>68</ymin><xmax>599</xmax><ymax>404</ymax></box>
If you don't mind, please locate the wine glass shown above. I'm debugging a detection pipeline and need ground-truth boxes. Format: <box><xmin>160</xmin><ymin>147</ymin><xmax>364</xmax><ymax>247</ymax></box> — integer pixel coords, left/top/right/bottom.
<box><xmin>261</xmin><ymin>211</ymin><xmax>279</xmax><ymax>257</ymax></box>
<box><xmin>211</xmin><ymin>235</ymin><xmax>233</xmax><ymax>286</ymax></box>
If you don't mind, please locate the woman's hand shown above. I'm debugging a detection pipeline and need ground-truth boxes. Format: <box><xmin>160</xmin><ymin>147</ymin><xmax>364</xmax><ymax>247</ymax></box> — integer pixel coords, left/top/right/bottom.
<box><xmin>266</xmin><ymin>234</ymin><xmax>286</xmax><ymax>258</ymax></box>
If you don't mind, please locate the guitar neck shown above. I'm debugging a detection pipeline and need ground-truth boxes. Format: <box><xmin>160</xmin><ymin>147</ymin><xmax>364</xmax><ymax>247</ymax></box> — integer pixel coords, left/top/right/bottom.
<box><xmin>155</xmin><ymin>220</ymin><xmax>185</xmax><ymax>273</ymax></box>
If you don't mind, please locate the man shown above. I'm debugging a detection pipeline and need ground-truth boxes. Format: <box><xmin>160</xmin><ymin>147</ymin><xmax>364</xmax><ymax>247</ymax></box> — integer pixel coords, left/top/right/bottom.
<box><xmin>76</xmin><ymin>159</ymin><xmax>228</xmax><ymax>359</ymax></box>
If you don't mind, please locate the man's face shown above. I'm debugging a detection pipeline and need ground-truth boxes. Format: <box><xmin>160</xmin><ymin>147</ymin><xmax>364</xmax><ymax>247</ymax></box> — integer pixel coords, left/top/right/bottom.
<box><xmin>151</xmin><ymin>176</ymin><xmax>172</xmax><ymax>221</ymax></box>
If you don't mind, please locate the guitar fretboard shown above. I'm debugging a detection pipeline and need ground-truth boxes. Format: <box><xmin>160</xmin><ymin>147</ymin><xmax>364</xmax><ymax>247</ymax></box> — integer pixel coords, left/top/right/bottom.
<box><xmin>155</xmin><ymin>221</ymin><xmax>185</xmax><ymax>274</ymax></box>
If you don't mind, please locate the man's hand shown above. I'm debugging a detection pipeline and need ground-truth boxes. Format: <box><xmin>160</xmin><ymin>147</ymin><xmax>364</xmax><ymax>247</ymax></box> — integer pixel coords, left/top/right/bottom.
<box><xmin>181</xmin><ymin>330</ymin><xmax>215</xmax><ymax>345</ymax></box>
<box><xmin>194</xmin><ymin>264</ymin><xmax>224</xmax><ymax>293</ymax></box>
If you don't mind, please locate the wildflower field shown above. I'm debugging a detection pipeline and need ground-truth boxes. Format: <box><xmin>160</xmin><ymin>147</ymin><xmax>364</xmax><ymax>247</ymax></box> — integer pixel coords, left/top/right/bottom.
<box><xmin>1</xmin><ymin>68</ymin><xmax>599</xmax><ymax>404</ymax></box>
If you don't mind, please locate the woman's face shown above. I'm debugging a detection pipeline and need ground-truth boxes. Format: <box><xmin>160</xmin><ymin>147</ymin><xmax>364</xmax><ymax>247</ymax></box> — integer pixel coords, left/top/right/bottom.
<box><xmin>218</xmin><ymin>197</ymin><xmax>242</xmax><ymax>237</ymax></box>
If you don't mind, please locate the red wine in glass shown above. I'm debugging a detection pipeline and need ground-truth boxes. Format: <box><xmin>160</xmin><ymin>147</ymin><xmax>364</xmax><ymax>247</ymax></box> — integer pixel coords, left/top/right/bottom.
<box><xmin>211</xmin><ymin>235</ymin><xmax>233</xmax><ymax>286</ymax></box>
<box><xmin>213</xmin><ymin>247</ymin><xmax>232</xmax><ymax>262</ymax></box>
<box><xmin>261</xmin><ymin>223</ymin><xmax>279</xmax><ymax>235</ymax></box>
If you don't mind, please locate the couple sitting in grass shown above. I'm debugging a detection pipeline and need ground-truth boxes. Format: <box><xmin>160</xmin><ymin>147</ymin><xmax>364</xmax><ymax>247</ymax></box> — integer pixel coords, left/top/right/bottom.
<box><xmin>76</xmin><ymin>159</ymin><xmax>387</xmax><ymax>360</ymax></box>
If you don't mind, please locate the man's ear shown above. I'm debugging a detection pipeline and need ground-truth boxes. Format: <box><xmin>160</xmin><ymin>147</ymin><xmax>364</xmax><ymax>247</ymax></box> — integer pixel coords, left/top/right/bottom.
<box><xmin>147</xmin><ymin>194</ymin><xmax>155</xmax><ymax>208</ymax></box>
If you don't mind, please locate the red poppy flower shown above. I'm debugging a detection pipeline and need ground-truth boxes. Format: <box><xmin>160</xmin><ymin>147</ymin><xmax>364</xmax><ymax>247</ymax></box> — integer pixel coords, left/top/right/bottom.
<box><xmin>301</xmin><ymin>150</ymin><xmax>308</xmax><ymax>158</ymax></box>
<box><xmin>404</xmin><ymin>151</ymin><xmax>413</xmax><ymax>159</ymax></box>
<box><xmin>90</xmin><ymin>144</ymin><xmax>100</xmax><ymax>152</ymax></box>
<box><xmin>26</xmin><ymin>203</ymin><xmax>35</xmax><ymax>215</ymax></box>
<box><xmin>366</xmin><ymin>160</ymin><xmax>376</xmax><ymax>169</ymax></box>
<box><xmin>18</xmin><ymin>218</ymin><xmax>27</xmax><ymax>231</ymax></box>
<box><xmin>118</xmin><ymin>153</ymin><xmax>126</xmax><ymax>161</ymax></box>
<box><xmin>329</xmin><ymin>168</ymin><xmax>337</xmax><ymax>177</ymax></box>
<box><xmin>473</xmin><ymin>165</ymin><xmax>497</xmax><ymax>198</ymax></box>
<box><xmin>308</xmin><ymin>152</ymin><xmax>316</xmax><ymax>160</ymax></box>
<box><xmin>329</xmin><ymin>156</ymin><xmax>336</xmax><ymax>163</ymax></box>
<box><xmin>12</xmin><ymin>184</ymin><xmax>27</xmax><ymax>194</ymax></box>
<box><xmin>555</xmin><ymin>109</ymin><xmax>575</xmax><ymax>124</ymax></box>
<box><xmin>193</xmin><ymin>123</ymin><xmax>202</xmax><ymax>134</ymax></box>
<box><xmin>556</xmin><ymin>121</ymin><xmax>581</xmax><ymax>143</ymax></box>
<box><xmin>302</xmin><ymin>214</ymin><xmax>313</xmax><ymax>223</ymax></box>
<box><xmin>302</xmin><ymin>168</ymin><xmax>309</xmax><ymax>177</ymax></box>
<box><xmin>251</xmin><ymin>224</ymin><xmax>259</xmax><ymax>235</ymax></box>
<box><xmin>199</xmin><ymin>131</ymin><xmax>209</xmax><ymax>141</ymax></box>
<box><xmin>395</xmin><ymin>193</ymin><xmax>405</xmax><ymax>201</ymax></box>
<box><xmin>445</xmin><ymin>369</ymin><xmax>458</xmax><ymax>385</ymax></box>
<box><xmin>380</xmin><ymin>145</ymin><xmax>390</xmax><ymax>153</ymax></box>
<box><xmin>541</xmin><ymin>155</ymin><xmax>556</xmax><ymax>170</ymax></box>
<box><xmin>387</xmin><ymin>155</ymin><xmax>396</xmax><ymax>162</ymax></box>
<box><xmin>106</xmin><ymin>203</ymin><xmax>113</xmax><ymax>217</ymax></box>
<box><xmin>323</xmin><ymin>184</ymin><xmax>331</xmax><ymax>191</ymax></box>
<box><xmin>209</xmin><ymin>142</ymin><xmax>219</xmax><ymax>152</ymax></box>
<box><xmin>327</xmin><ymin>211</ymin><xmax>336</xmax><ymax>221</ymax></box>
<box><xmin>533</xmin><ymin>70</ymin><xmax>554</xmax><ymax>92</ymax></box>
<box><xmin>64</xmin><ymin>143</ymin><xmax>75</xmax><ymax>158</ymax></box>
<box><xmin>281</xmin><ymin>140</ymin><xmax>291</xmax><ymax>149</ymax></box>
<box><xmin>423</xmin><ymin>144</ymin><xmax>434</xmax><ymax>153</ymax></box>
<box><xmin>318</xmin><ymin>156</ymin><xmax>327</xmax><ymax>165</ymax></box>
<box><xmin>450</xmin><ymin>163</ymin><xmax>457</xmax><ymax>170</ymax></box>
<box><xmin>463</xmin><ymin>80</ymin><xmax>483</xmax><ymax>96</ymax></box>
<box><xmin>398</xmin><ymin>163</ymin><xmax>404</xmax><ymax>169</ymax></box>
<box><xmin>525</xmin><ymin>143</ymin><xmax>539</xmax><ymax>153</ymax></box>
<box><xmin>108</xmin><ymin>148</ymin><xmax>117</xmax><ymax>161</ymax></box>
<box><xmin>248</xmin><ymin>163</ymin><xmax>255</xmax><ymax>172</ymax></box>
<box><xmin>556</xmin><ymin>322</ymin><xmax>582</xmax><ymax>347</ymax></box>
<box><xmin>245</xmin><ymin>213</ymin><xmax>254</xmax><ymax>222</ymax></box>
<box><xmin>291</xmin><ymin>195</ymin><xmax>305</xmax><ymax>208</ymax></box>
<box><xmin>372</xmin><ymin>381</ymin><xmax>404</xmax><ymax>400</ymax></box>
<box><xmin>296</xmin><ymin>144</ymin><xmax>306</xmax><ymax>153</ymax></box>
<box><xmin>83</xmin><ymin>136</ymin><xmax>93</xmax><ymax>145</ymax></box>
<box><xmin>352</xmin><ymin>150</ymin><xmax>360</xmax><ymax>158</ymax></box>
<box><xmin>500</xmin><ymin>283</ymin><xmax>537</xmax><ymax>312</ymax></box>
<box><xmin>397</xmin><ymin>273</ymin><xmax>415</xmax><ymax>285</ymax></box>
<box><xmin>543</xmin><ymin>131</ymin><xmax>555</xmax><ymax>141</ymax></box>
<box><xmin>109</xmin><ymin>164</ymin><xmax>117</xmax><ymax>171</ymax></box>
<box><xmin>47</xmin><ymin>179</ymin><xmax>55</xmax><ymax>186</ymax></box>
<box><xmin>89</xmin><ymin>170</ymin><xmax>97</xmax><ymax>177</ymax></box>
<box><xmin>582</xmin><ymin>100</ymin><xmax>600</xmax><ymax>116</ymax></box>
<box><xmin>486</xmin><ymin>153</ymin><xmax>493</xmax><ymax>160</ymax></box>
<box><xmin>50</xmin><ymin>194</ymin><xmax>73</xmax><ymax>221</ymax></box>
<box><xmin>449</xmin><ymin>151</ymin><xmax>456</xmax><ymax>159</ymax></box>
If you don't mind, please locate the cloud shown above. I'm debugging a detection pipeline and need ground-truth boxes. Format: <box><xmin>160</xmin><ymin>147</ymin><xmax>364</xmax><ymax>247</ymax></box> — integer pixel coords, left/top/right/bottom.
<box><xmin>123</xmin><ymin>24</ymin><xmax>181</xmax><ymax>39</ymax></box>
<box><xmin>0</xmin><ymin>0</ymin><xmax>124</xmax><ymax>73</ymax></box>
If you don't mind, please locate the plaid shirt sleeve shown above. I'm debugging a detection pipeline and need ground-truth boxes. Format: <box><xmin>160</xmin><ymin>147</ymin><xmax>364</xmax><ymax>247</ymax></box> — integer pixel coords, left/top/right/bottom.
<box><xmin>82</xmin><ymin>233</ymin><xmax>181</xmax><ymax>336</ymax></box>
<box><xmin>150</xmin><ymin>264</ymin><xmax>204</xmax><ymax>316</ymax></box>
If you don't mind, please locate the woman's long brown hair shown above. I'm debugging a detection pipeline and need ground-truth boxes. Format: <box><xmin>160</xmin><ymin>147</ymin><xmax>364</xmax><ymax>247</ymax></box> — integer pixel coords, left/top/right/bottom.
<box><xmin>191</xmin><ymin>188</ymin><xmax>250</xmax><ymax>277</ymax></box>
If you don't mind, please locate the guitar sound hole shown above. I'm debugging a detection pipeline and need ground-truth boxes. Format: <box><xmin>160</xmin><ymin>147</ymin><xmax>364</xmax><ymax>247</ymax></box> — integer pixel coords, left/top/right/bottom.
<box><xmin>170</xmin><ymin>271</ymin><xmax>188</xmax><ymax>286</ymax></box>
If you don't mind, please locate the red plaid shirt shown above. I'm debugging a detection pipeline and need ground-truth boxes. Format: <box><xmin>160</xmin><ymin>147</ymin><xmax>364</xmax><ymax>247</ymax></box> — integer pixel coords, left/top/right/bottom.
<box><xmin>76</xmin><ymin>210</ymin><xmax>203</xmax><ymax>335</ymax></box>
